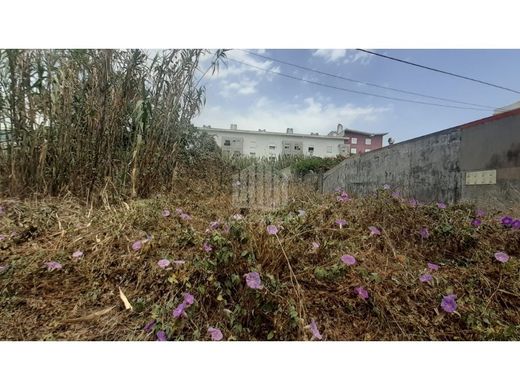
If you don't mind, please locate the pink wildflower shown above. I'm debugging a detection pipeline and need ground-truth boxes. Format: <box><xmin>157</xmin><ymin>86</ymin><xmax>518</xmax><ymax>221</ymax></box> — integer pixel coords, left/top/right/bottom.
<box><xmin>355</xmin><ymin>286</ymin><xmax>369</xmax><ymax>300</ymax></box>
<box><xmin>45</xmin><ymin>261</ymin><xmax>62</xmax><ymax>271</ymax></box>
<box><xmin>368</xmin><ymin>226</ymin><xmax>381</xmax><ymax>236</ymax></box>
<box><xmin>157</xmin><ymin>259</ymin><xmax>170</xmax><ymax>268</ymax></box>
<box><xmin>340</xmin><ymin>254</ymin><xmax>356</xmax><ymax>266</ymax></box>
<box><xmin>132</xmin><ymin>240</ymin><xmax>143</xmax><ymax>251</ymax></box>
<box><xmin>208</xmin><ymin>327</ymin><xmax>223</xmax><ymax>341</ymax></box>
<box><xmin>494</xmin><ymin>252</ymin><xmax>509</xmax><ymax>263</ymax></box>
<box><xmin>309</xmin><ymin>320</ymin><xmax>322</xmax><ymax>340</ymax></box>
<box><xmin>266</xmin><ymin>225</ymin><xmax>279</xmax><ymax>235</ymax></box>
<box><xmin>244</xmin><ymin>272</ymin><xmax>263</xmax><ymax>289</ymax></box>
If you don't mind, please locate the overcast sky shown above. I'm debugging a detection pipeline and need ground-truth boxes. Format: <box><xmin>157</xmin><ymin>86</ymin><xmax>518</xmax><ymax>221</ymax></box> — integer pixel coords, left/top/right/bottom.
<box><xmin>193</xmin><ymin>49</ymin><xmax>520</xmax><ymax>144</ymax></box>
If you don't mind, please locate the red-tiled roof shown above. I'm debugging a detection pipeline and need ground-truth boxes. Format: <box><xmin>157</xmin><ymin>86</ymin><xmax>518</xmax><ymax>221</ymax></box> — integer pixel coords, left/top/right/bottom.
<box><xmin>460</xmin><ymin>107</ymin><xmax>520</xmax><ymax>130</ymax></box>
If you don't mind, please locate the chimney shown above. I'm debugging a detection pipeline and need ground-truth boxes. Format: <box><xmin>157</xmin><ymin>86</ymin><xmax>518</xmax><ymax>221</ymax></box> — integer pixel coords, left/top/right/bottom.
<box><xmin>286</xmin><ymin>128</ymin><xmax>293</xmax><ymax>134</ymax></box>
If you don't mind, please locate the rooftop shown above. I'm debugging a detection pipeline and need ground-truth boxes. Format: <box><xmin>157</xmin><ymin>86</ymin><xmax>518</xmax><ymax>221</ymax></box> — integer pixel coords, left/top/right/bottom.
<box><xmin>198</xmin><ymin>126</ymin><xmax>349</xmax><ymax>140</ymax></box>
<box><xmin>343</xmin><ymin>128</ymin><xmax>389</xmax><ymax>137</ymax></box>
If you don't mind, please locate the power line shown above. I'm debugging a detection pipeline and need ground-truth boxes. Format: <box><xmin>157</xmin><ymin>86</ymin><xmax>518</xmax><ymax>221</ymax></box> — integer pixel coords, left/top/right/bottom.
<box><xmin>240</xmin><ymin>49</ymin><xmax>498</xmax><ymax>111</ymax></box>
<box><xmin>357</xmin><ymin>49</ymin><xmax>520</xmax><ymax>95</ymax></box>
<box><xmin>225</xmin><ymin>57</ymin><xmax>497</xmax><ymax>112</ymax></box>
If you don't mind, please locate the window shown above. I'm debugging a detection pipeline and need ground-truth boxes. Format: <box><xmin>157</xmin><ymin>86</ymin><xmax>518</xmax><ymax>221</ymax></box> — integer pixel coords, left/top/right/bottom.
<box><xmin>365</xmin><ymin>138</ymin><xmax>372</xmax><ymax>145</ymax></box>
<box><xmin>268</xmin><ymin>156</ymin><xmax>276</xmax><ymax>162</ymax></box>
<box><xmin>351</xmin><ymin>137</ymin><xmax>357</xmax><ymax>145</ymax></box>
<box><xmin>327</xmin><ymin>146</ymin><xmax>333</xmax><ymax>153</ymax></box>
<box><xmin>294</xmin><ymin>145</ymin><xmax>301</xmax><ymax>151</ymax></box>
<box><xmin>284</xmin><ymin>144</ymin><xmax>290</xmax><ymax>149</ymax></box>
<box><xmin>365</xmin><ymin>148</ymin><xmax>371</xmax><ymax>153</ymax></box>
<box><xmin>351</xmin><ymin>147</ymin><xmax>357</xmax><ymax>154</ymax></box>
<box><xmin>269</xmin><ymin>145</ymin><xmax>276</xmax><ymax>150</ymax></box>
<box><xmin>250</xmin><ymin>152</ymin><xmax>256</xmax><ymax>157</ymax></box>
<box><xmin>308</xmin><ymin>146</ymin><xmax>314</xmax><ymax>155</ymax></box>
<box><xmin>223</xmin><ymin>139</ymin><xmax>231</xmax><ymax>146</ymax></box>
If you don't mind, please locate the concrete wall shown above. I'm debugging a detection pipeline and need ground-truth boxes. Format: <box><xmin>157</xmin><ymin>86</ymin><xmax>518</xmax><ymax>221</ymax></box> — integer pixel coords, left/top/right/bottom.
<box><xmin>323</xmin><ymin>109</ymin><xmax>520</xmax><ymax>209</ymax></box>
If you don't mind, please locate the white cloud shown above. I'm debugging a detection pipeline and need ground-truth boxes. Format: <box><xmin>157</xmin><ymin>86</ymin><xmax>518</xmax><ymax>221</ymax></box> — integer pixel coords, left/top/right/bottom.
<box><xmin>194</xmin><ymin>95</ymin><xmax>391</xmax><ymax>134</ymax></box>
<box><xmin>312</xmin><ymin>49</ymin><xmax>373</xmax><ymax>65</ymax></box>
<box><xmin>313</xmin><ymin>49</ymin><xmax>347</xmax><ymax>63</ymax></box>
<box><xmin>220</xmin><ymin>78</ymin><xmax>259</xmax><ymax>97</ymax></box>
<box><xmin>344</xmin><ymin>50</ymin><xmax>372</xmax><ymax>65</ymax></box>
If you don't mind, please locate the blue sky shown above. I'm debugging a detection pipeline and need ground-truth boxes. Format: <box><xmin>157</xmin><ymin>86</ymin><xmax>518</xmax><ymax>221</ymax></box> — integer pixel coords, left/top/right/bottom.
<box><xmin>194</xmin><ymin>49</ymin><xmax>520</xmax><ymax>144</ymax></box>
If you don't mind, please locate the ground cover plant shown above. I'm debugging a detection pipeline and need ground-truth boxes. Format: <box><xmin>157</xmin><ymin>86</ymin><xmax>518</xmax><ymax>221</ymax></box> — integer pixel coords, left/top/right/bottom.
<box><xmin>1</xmin><ymin>184</ymin><xmax>518</xmax><ymax>341</ymax></box>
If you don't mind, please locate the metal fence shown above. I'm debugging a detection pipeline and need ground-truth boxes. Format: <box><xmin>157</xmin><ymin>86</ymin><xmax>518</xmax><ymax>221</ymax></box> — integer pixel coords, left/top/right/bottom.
<box><xmin>232</xmin><ymin>164</ymin><xmax>289</xmax><ymax>210</ymax></box>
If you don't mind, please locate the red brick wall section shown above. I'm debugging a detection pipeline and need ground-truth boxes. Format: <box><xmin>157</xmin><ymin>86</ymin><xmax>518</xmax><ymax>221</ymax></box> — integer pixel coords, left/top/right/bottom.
<box><xmin>344</xmin><ymin>132</ymin><xmax>384</xmax><ymax>154</ymax></box>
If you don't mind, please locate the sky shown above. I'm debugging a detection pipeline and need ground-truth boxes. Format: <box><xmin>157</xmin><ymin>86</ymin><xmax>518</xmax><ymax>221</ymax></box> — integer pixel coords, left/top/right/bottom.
<box><xmin>193</xmin><ymin>49</ymin><xmax>520</xmax><ymax>144</ymax></box>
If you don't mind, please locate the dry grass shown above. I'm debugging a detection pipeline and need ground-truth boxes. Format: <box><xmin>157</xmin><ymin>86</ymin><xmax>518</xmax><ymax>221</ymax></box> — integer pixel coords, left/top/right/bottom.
<box><xmin>1</xmin><ymin>183</ymin><xmax>519</xmax><ymax>341</ymax></box>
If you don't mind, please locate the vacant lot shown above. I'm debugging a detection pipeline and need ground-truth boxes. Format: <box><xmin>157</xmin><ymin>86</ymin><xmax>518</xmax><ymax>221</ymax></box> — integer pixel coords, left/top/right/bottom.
<box><xmin>1</xmin><ymin>183</ymin><xmax>519</xmax><ymax>341</ymax></box>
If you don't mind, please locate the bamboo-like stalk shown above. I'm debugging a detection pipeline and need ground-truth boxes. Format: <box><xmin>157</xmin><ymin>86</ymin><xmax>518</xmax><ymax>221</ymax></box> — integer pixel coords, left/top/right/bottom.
<box><xmin>0</xmin><ymin>49</ymin><xmax>226</xmax><ymax>202</ymax></box>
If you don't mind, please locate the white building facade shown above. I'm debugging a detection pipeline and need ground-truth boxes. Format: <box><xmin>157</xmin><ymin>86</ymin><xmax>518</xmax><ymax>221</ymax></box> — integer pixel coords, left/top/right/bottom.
<box><xmin>199</xmin><ymin>125</ymin><xmax>349</xmax><ymax>159</ymax></box>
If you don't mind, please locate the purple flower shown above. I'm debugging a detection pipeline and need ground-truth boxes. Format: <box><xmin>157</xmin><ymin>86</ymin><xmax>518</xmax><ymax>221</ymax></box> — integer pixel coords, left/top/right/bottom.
<box><xmin>494</xmin><ymin>252</ymin><xmax>509</xmax><ymax>263</ymax></box>
<box><xmin>162</xmin><ymin>209</ymin><xmax>171</xmax><ymax>217</ymax></box>
<box><xmin>437</xmin><ymin>202</ymin><xmax>447</xmax><ymax>209</ymax></box>
<box><xmin>172</xmin><ymin>302</ymin><xmax>187</xmax><ymax>318</ymax></box>
<box><xmin>311</xmin><ymin>242</ymin><xmax>320</xmax><ymax>250</ymax></box>
<box><xmin>500</xmin><ymin>216</ymin><xmax>513</xmax><ymax>227</ymax></box>
<box><xmin>309</xmin><ymin>320</ymin><xmax>322</xmax><ymax>340</ymax></box>
<box><xmin>157</xmin><ymin>259</ymin><xmax>170</xmax><ymax>268</ymax></box>
<box><xmin>409</xmin><ymin>198</ymin><xmax>418</xmax><ymax>207</ymax></box>
<box><xmin>144</xmin><ymin>320</ymin><xmax>156</xmax><ymax>333</ymax></box>
<box><xmin>368</xmin><ymin>226</ymin><xmax>381</xmax><ymax>236</ymax></box>
<box><xmin>0</xmin><ymin>206</ymin><xmax>4</xmax><ymax>215</ymax></box>
<box><xmin>383</xmin><ymin>184</ymin><xmax>391</xmax><ymax>190</ymax></box>
<box><xmin>336</xmin><ymin>191</ymin><xmax>350</xmax><ymax>202</ymax></box>
<box><xmin>180</xmin><ymin>213</ymin><xmax>192</xmax><ymax>221</ymax></box>
<box><xmin>244</xmin><ymin>271</ymin><xmax>263</xmax><ymax>289</ymax></box>
<box><xmin>419</xmin><ymin>227</ymin><xmax>430</xmax><ymax>239</ymax></box>
<box><xmin>427</xmin><ymin>262</ymin><xmax>440</xmax><ymax>271</ymax></box>
<box><xmin>45</xmin><ymin>261</ymin><xmax>62</xmax><ymax>271</ymax></box>
<box><xmin>266</xmin><ymin>225</ymin><xmax>279</xmax><ymax>235</ymax></box>
<box><xmin>222</xmin><ymin>224</ymin><xmax>230</xmax><ymax>234</ymax></box>
<box><xmin>208</xmin><ymin>326</ymin><xmax>223</xmax><ymax>341</ymax></box>
<box><xmin>335</xmin><ymin>219</ymin><xmax>347</xmax><ymax>229</ymax></box>
<box><xmin>441</xmin><ymin>294</ymin><xmax>457</xmax><ymax>313</ymax></box>
<box><xmin>419</xmin><ymin>273</ymin><xmax>433</xmax><ymax>283</ymax></box>
<box><xmin>476</xmin><ymin>209</ymin><xmax>486</xmax><ymax>217</ymax></box>
<box><xmin>132</xmin><ymin>240</ymin><xmax>143</xmax><ymax>251</ymax></box>
<box><xmin>209</xmin><ymin>221</ymin><xmax>220</xmax><ymax>230</ymax></box>
<box><xmin>183</xmin><ymin>292</ymin><xmax>195</xmax><ymax>306</ymax></box>
<box><xmin>72</xmin><ymin>250</ymin><xmax>84</xmax><ymax>259</ymax></box>
<box><xmin>232</xmin><ymin>213</ymin><xmax>244</xmax><ymax>221</ymax></box>
<box><xmin>512</xmin><ymin>220</ymin><xmax>520</xmax><ymax>230</ymax></box>
<box><xmin>335</xmin><ymin>187</ymin><xmax>343</xmax><ymax>192</ymax></box>
<box><xmin>203</xmin><ymin>242</ymin><xmax>213</xmax><ymax>253</ymax></box>
<box><xmin>392</xmin><ymin>191</ymin><xmax>401</xmax><ymax>199</ymax></box>
<box><xmin>471</xmin><ymin>218</ymin><xmax>482</xmax><ymax>227</ymax></box>
<box><xmin>355</xmin><ymin>286</ymin><xmax>369</xmax><ymax>300</ymax></box>
<box><xmin>156</xmin><ymin>330</ymin><xmax>167</xmax><ymax>341</ymax></box>
<box><xmin>175</xmin><ymin>208</ymin><xmax>183</xmax><ymax>214</ymax></box>
<box><xmin>0</xmin><ymin>234</ymin><xmax>5</xmax><ymax>241</ymax></box>
<box><xmin>340</xmin><ymin>254</ymin><xmax>357</xmax><ymax>266</ymax></box>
